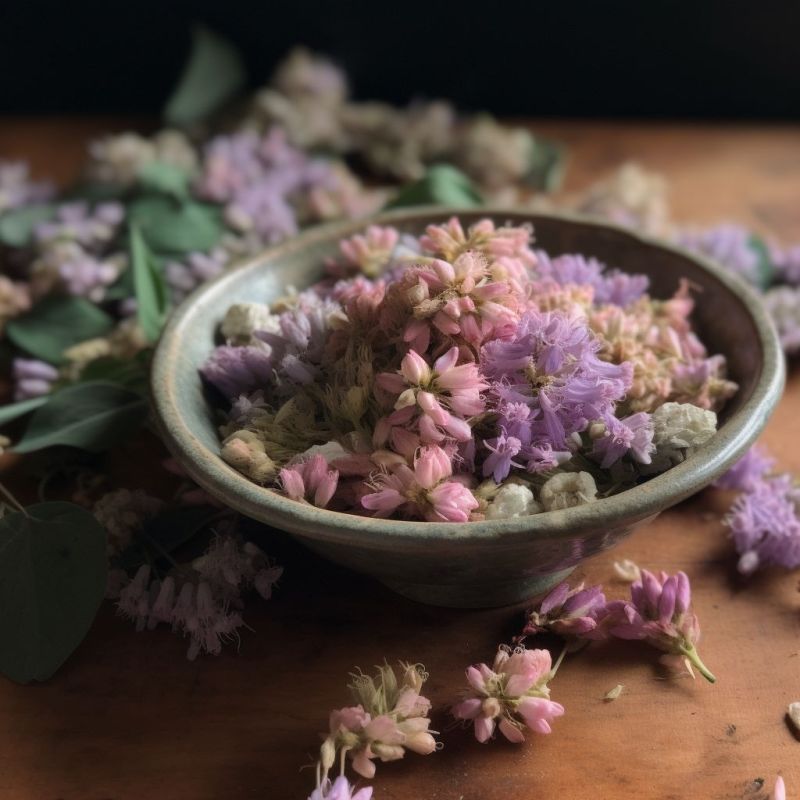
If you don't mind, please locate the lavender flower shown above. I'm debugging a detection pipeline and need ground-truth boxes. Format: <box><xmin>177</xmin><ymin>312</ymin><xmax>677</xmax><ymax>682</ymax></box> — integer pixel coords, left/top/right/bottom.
<box><xmin>12</xmin><ymin>357</ymin><xmax>59</xmax><ymax>401</ymax></box>
<box><xmin>604</xmin><ymin>569</ymin><xmax>715</xmax><ymax>682</ymax></box>
<box><xmin>590</xmin><ymin>412</ymin><xmax>654</xmax><ymax>468</ymax></box>
<box><xmin>724</xmin><ymin>474</ymin><xmax>800</xmax><ymax>574</ymax></box>
<box><xmin>534</xmin><ymin>251</ymin><xmax>649</xmax><ymax>306</ymax></box>
<box><xmin>35</xmin><ymin>202</ymin><xmax>124</xmax><ymax>250</ymax></box>
<box><xmin>200</xmin><ymin>343</ymin><xmax>274</xmax><ymax>398</ymax></box>
<box><xmin>713</xmin><ymin>445</ymin><xmax>774</xmax><ymax>491</ymax></box>
<box><xmin>0</xmin><ymin>160</ymin><xmax>53</xmax><ymax>212</ymax></box>
<box><xmin>675</xmin><ymin>224</ymin><xmax>761</xmax><ymax>286</ymax></box>
<box><xmin>165</xmin><ymin>248</ymin><xmax>229</xmax><ymax>304</ymax></box>
<box><xmin>774</xmin><ymin>244</ymin><xmax>800</xmax><ymax>286</ymax></box>
<box><xmin>763</xmin><ymin>286</ymin><xmax>800</xmax><ymax>355</ymax></box>
<box><xmin>521</xmin><ymin>581</ymin><xmax>607</xmax><ymax>639</ymax></box>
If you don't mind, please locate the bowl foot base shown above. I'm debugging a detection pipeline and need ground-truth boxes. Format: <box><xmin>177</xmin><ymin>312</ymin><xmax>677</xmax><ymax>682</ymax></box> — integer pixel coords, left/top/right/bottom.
<box><xmin>381</xmin><ymin>567</ymin><xmax>576</xmax><ymax>609</ymax></box>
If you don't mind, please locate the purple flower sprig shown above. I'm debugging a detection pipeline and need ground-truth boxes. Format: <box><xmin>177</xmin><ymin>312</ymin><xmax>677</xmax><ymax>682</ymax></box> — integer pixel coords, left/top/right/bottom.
<box><xmin>520</xmin><ymin>580</ymin><xmax>607</xmax><ymax>640</ymax></box>
<box><xmin>604</xmin><ymin>568</ymin><xmax>716</xmax><ymax>683</ymax></box>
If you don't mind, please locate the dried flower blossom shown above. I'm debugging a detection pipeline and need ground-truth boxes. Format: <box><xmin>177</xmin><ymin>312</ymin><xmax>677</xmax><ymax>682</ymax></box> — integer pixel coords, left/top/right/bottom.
<box><xmin>0</xmin><ymin>276</ymin><xmax>31</xmax><ymax>335</ymax></box>
<box><xmin>613</xmin><ymin>559</ymin><xmax>642</xmax><ymax>583</ymax></box>
<box><xmin>724</xmin><ymin>474</ymin><xmax>800</xmax><ymax>574</ymax></box>
<box><xmin>279</xmin><ymin>454</ymin><xmax>339</xmax><ymax>508</ymax></box>
<box><xmin>11</xmin><ymin>357</ymin><xmax>59</xmax><ymax>401</ymax></box>
<box><xmin>93</xmin><ymin>488</ymin><xmax>164</xmax><ymax>558</ymax></box>
<box><xmin>763</xmin><ymin>286</ymin><xmax>800</xmax><ymax>355</ymax></box>
<box><xmin>539</xmin><ymin>472</ymin><xmax>598</xmax><ymax>511</ymax></box>
<box><xmin>0</xmin><ymin>160</ymin><xmax>54</xmax><ymax>212</ymax></box>
<box><xmin>484</xmin><ymin>482</ymin><xmax>542</xmax><ymax>519</ymax></box>
<box><xmin>452</xmin><ymin>645</ymin><xmax>565</xmax><ymax>743</ymax></box>
<box><xmin>308</xmin><ymin>777</ymin><xmax>372</xmax><ymax>800</ymax></box>
<box><xmin>714</xmin><ymin>445</ymin><xmax>774</xmax><ymax>492</ymax></box>
<box><xmin>604</xmin><ymin>569</ymin><xmax>715</xmax><ymax>682</ymax></box>
<box><xmin>675</xmin><ymin>224</ymin><xmax>761</xmax><ymax>287</ymax></box>
<box><xmin>521</xmin><ymin>581</ymin><xmax>607</xmax><ymax>639</ymax></box>
<box><xmin>320</xmin><ymin>662</ymin><xmax>437</xmax><ymax>780</ymax></box>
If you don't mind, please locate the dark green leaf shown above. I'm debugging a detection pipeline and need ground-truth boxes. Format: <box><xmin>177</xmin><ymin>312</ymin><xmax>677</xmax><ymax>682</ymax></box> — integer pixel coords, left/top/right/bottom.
<box><xmin>137</xmin><ymin>161</ymin><xmax>191</xmax><ymax>201</ymax></box>
<box><xmin>0</xmin><ymin>501</ymin><xmax>106</xmax><ymax>683</ymax></box>
<box><xmin>103</xmin><ymin>264</ymin><xmax>135</xmax><ymax>301</ymax></box>
<box><xmin>748</xmin><ymin>235</ymin><xmax>776</xmax><ymax>291</ymax></box>
<box><xmin>128</xmin><ymin>195</ymin><xmax>223</xmax><ymax>254</ymax></box>
<box><xmin>0</xmin><ymin>396</ymin><xmax>49</xmax><ymax>426</ymax></box>
<box><xmin>386</xmin><ymin>164</ymin><xmax>483</xmax><ymax>209</ymax></box>
<box><xmin>527</xmin><ymin>136</ymin><xmax>566</xmax><ymax>192</ymax></box>
<box><xmin>0</xmin><ymin>204</ymin><xmax>55</xmax><ymax>247</ymax></box>
<box><xmin>117</xmin><ymin>505</ymin><xmax>220</xmax><ymax>571</ymax></box>
<box><xmin>76</xmin><ymin>351</ymin><xmax>151</xmax><ymax>393</ymax></box>
<box><xmin>129</xmin><ymin>223</ymin><xmax>170</xmax><ymax>341</ymax></box>
<box><xmin>6</xmin><ymin>295</ymin><xmax>115</xmax><ymax>365</ymax></box>
<box><xmin>63</xmin><ymin>182</ymin><xmax>128</xmax><ymax>203</ymax></box>
<box><xmin>164</xmin><ymin>25</ymin><xmax>246</xmax><ymax>127</ymax></box>
<box><xmin>14</xmin><ymin>381</ymin><xmax>148</xmax><ymax>454</ymax></box>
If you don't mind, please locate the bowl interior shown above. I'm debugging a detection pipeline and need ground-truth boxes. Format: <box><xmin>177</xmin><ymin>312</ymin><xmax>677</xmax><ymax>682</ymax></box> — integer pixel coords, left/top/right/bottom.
<box><xmin>152</xmin><ymin>209</ymin><xmax>783</xmax><ymax>543</ymax></box>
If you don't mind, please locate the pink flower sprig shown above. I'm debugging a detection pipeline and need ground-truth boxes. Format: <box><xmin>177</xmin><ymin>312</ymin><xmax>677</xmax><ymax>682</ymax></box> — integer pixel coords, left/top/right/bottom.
<box><xmin>319</xmin><ymin>662</ymin><xmax>438</xmax><ymax>781</ymax></box>
<box><xmin>604</xmin><ymin>569</ymin><xmax>716</xmax><ymax>683</ymax></box>
<box><xmin>520</xmin><ymin>580</ymin><xmax>607</xmax><ymax>641</ymax></box>
<box><xmin>451</xmin><ymin>645</ymin><xmax>565</xmax><ymax>743</ymax></box>
<box><xmin>308</xmin><ymin>776</ymin><xmax>372</xmax><ymax>800</ymax></box>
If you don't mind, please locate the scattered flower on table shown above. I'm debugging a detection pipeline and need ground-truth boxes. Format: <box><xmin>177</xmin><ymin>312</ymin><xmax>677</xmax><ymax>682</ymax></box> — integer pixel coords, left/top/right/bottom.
<box><xmin>307</xmin><ymin>776</ymin><xmax>373</xmax><ymax>800</ymax></box>
<box><xmin>603</xmin><ymin>568</ymin><xmax>716</xmax><ymax>682</ymax></box>
<box><xmin>319</xmin><ymin>662</ymin><xmax>437</xmax><ymax>780</ymax></box>
<box><xmin>788</xmin><ymin>701</ymin><xmax>800</xmax><ymax>734</ymax></box>
<box><xmin>613</xmin><ymin>558</ymin><xmax>642</xmax><ymax>583</ymax></box>
<box><xmin>520</xmin><ymin>580</ymin><xmax>607</xmax><ymax>640</ymax></box>
<box><xmin>11</xmin><ymin>357</ymin><xmax>59</xmax><ymax>401</ymax></box>
<box><xmin>452</xmin><ymin>644</ymin><xmax>565</xmax><ymax>743</ymax></box>
<box><xmin>774</xmin><ymin>776</ymin><xmax>787</xmax><ymax>800</ymax></box>
<box><xmin>674</xmin><ymin>224</ymin><xmax>762</xmax><ymax>287</ymax></box>
<box><xmin>713</xmin><ymin>445</ymin><xmax>775</xmax><ymax>492</ymax></box>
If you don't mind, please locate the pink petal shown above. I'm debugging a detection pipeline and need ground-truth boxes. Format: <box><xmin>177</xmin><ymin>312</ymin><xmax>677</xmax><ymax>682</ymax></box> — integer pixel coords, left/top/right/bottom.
<box><xmin>474</xmin><ymin>716</ymin><xmax>496</xmax><ymax>743</ymax></box>
<box><xmin>452</xmin><ymin>697</ymin><xmax>482</xmax><ymax>720</ymax></box>
<box><xmin>498</xmin><ymin>718</ymin><xmax>525</xmax><ymax>743</ymax></box>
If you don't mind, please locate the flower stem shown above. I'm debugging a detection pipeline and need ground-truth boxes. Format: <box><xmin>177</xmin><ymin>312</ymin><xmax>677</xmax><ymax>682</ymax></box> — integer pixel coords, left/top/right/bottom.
<box><xmin>680</xmin><ymin>644</ymin><xmax>716</xmax><ymax>684</ymax></box>
<box><xmin>550</xmin><ymin>643</ymin><xmax>569</xmax><ymax>678</ymax></box>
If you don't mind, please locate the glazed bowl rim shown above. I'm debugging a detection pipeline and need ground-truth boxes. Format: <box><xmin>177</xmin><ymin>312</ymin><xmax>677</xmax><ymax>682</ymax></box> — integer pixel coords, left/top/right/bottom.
<box><xmin>151</xmin><ymin>207</ymin><xmax>785</xmax><ymax>546</ymax></box>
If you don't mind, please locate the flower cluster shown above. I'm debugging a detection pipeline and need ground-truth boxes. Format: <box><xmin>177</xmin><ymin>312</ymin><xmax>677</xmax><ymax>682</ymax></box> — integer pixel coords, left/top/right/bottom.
<box><xmin>519</xmin><ymin>569</ymin><xmax>715</xmax><ymax>683</ymax></box>
<box><xmin>204</xmin><ymin>216</ymin><xmax>734</xmax><ymax>521</ymax></box>
<box><xmin>319</xmin><ymin>663</ymin><xmax>437</xmax><ymax>780</ymax></box>
<box><xmin>451</xmin><ymin>645</ymin><xmax>565</xmax><ymax>743</ymax></box>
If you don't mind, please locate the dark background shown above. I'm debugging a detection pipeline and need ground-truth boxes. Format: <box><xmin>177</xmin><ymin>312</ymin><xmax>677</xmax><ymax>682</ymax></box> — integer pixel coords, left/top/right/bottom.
<box><xmin>1</xmin><ymin>0</ymin><xmax>799</xmax><ymax>118</ymax></box>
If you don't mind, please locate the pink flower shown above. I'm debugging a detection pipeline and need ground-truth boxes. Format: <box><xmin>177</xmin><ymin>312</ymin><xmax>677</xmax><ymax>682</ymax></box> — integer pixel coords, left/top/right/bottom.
<box><xmin>279</xmin><ymin>454</ymin><xmax>339</xmax><ymax>508</ymax></box>
<box><xmin>774</xmin><ymin>776</ymin><xmax>786</xmax><ymax>800</ymax></box>
<box><xmin>361</xmin><ymin>445</ymin><xmax>478</xmax><ymax>522</ymax></box>
<box><xmin>452</xmin><ymin>645</ymin><xmax>564</xmax><ymax>743</ymax></box>
<box><xmin>308</xmin><ymin>776</ymin><xmax>373</xmax><ymax>800</ymax></box>
<box><xmin>327</xmin><ymin>225</ymin><xmax>399</xmax><ymax>278</ymax></box>
<box><xmin>604</xmin><ymin>569</ymin><xmax>716</xmax><ymax>682</ymax></box>
<box><xmin>376</xmin><ymin>346</ymin><xmax>486</xmax><ymax>445</ymax></box>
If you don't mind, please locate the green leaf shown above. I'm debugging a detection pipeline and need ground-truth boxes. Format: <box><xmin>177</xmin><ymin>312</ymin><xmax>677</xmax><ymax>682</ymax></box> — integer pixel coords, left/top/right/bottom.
<box><xmin>137</xmin><ymin>161</ymin><xmax>191</xmax><ymax>201</ymax></box>
<box><xmin>14</xmin><ymin>381</ymin><xmax>148</xmax><ymax>454</ymax></box>
<box><xmin>128</xmin><ymin>195</ymin><xmax>223</xmax><ymax>254</ymax></box>
<box><xmin>6</xmin><ymin>295</ymin><xmax>115</xmax><ymax>365</ymax></box>
<box><xmin>0</xmin><ymin>502</ymin><xmax>106</xmax><ymax>683</ymax></box>
<box><xmin>76</xmin><ymin>351</ymin><xmax>151</xmax><ymax>393</ymax></box>
<box><xmin>129</xmin><ymin>223</ymin><xmax>170</xmax><ymax>341</ymax></box>
<box><xmin>63</xmin><ymin>182</ymin><xmax>127</xmax><ymax>203</ymax></box>
<box><xmin>386</xmin><ymin>164</ymin><xmax>483</xmax><ymax>209</ymax></box>
<box><xmin>164</xmin><ymin>25</ymin><xmax>246</xmax><ymax>127</ymax></box>
<box><xmin>527</xmin><ymin>136</ymin><xmax>566</xmax><ymax>192</ymax></box>
<box><xmin>117</xmin><ymin>505</ymin><xmax>220</xmax><ymax>571</ymax></box>
<box><xmin>0</xmin><ymin>204</ymin><xmax>55</xmax><ymax>247</ymax></box>
<box><xmin>0</xmin><ymin>395</ymin><xmax>49</xmax><ymax>426</ymax></box>
<box><xmin>748</xmin><ymin>235</ymin><xmax>776</xmax><ymax>291</ymax></box>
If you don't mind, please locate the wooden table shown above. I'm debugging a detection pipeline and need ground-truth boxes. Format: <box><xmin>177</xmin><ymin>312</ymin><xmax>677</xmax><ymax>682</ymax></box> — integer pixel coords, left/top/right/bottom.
<box><xmin>1</xmin><ymin>119</ymin><xmax>799</xmax><ymax>800</ymax></box>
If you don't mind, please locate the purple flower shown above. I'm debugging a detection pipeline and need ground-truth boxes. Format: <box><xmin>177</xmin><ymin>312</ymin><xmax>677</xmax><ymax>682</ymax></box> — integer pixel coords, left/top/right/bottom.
<box><xmin>763</xmin><ymin>286</ymin><xmax>800</xmax><ymax>356</ymax></box>
<box><xmin>0</xmin><ymin>160</ymin><xmax>54</xmax><ymax>213</ymax></box>
<box><xmin>12</xmin><ymin>358</ymin><xmax>59</xmax><ymax>401</ymax></box>
<box><xmin>591</xmin><ymin>412</ymin><xmax>654</xmax><ymax>468</ymax></box>
<box><xmin>714</xmin><ymin>445</ymin><xmax>774</xmax><ymax>491</ymax></box>
<box><xmin>482</xmin><ymin>430</ymin><xmax>523</xmax><ymax>482</ymax></box>
<box><xmin>224</xmin><ymin>184</ymin><xmax>298</xmax><ymax>243</ymax></box>
<box><xmin>521</xmin><ymin>581</ymin><xmax>607</xmax><ymax>639</ymax></box>
<box><xmin>35</xmin><ymin>201</ymin><xmax>124</xmax><ymax>250</ymax></box>
<box><xmin>674</xmin><ymin>224</ymin><xmax>760</xmax><ymax>286</ymax></box>
<box><xmin>774</xmin><ymin>244</ymin><xmax>800</xmax><ymax>286</ymax></box>
<box><xmin>481</xmin><ymin>309</ymin><xmax>632</xmax><ymax>452</ymax></box>
<box><xmin>724</xmin><ymin>474</ymin><xmax>800</xmax><ymax>574</ymax></box>
<box><xmin>165</xmin><ymin>249</ymin><xmax>229</xmax><ymax>304</ymax></box>
<box><xmin>57</xmin><ymin>250</ymin><xmax>119</xmax><ymax>302</ymax></box>
<box><xmin>308</xmin><ymin>777</ymin><xmax>372</xmax><ymax>800</ymax></box>
<box><xmin>604</xmin><ymin>569</ymin><xmax>715</xmax><ymax>682</ymax></box>
<box><xmin>200</xmin><ymin>344</ymin><xmax>274</xmax><ymax>399</ymax></box>
<box><xmin>534</xmin><ymin>251</ymin><xmax>649</xmax><ymax>306</ymax></box>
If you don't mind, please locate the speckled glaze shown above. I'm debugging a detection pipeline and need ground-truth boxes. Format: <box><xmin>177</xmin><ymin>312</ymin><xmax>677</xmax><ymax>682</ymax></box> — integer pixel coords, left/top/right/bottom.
<box><xmin>151</xmin><ymin>209</ymin><xmax>785</xmax><ymax>608</ymax></box>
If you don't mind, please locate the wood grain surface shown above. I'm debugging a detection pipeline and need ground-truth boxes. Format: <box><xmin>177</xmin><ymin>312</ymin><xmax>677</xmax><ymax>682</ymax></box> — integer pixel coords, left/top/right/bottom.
<box><xmin>0</xmin><ymin>119</ymin><xmax>799</xmax><ymax>800</ymax></box>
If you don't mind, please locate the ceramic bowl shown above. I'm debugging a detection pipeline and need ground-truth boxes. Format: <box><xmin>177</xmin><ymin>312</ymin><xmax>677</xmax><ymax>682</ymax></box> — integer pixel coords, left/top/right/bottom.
<box><xmin>151</xmin><ymin>208</ymin><xmax>784</xmax><ymax>608</ymax></box>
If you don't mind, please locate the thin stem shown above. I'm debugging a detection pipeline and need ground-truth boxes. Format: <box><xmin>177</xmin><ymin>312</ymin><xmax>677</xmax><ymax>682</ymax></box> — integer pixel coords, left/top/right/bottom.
<box><xmin>550</xmin><ymin>643</ymin><xmax>569</xmax><ymax>678</ymax></box>
<box><xmin>680</xmin><ymin>644</ymin><xmax>716</xmax><ymax>684</ymax></box>
<box><xmin>0</xmin><ymin>481</ymin><xmax>28</xmax><ymax>516</ymax></box>
<box><xmin>134</xmin><ymin>528</ymin><xmax>180</xmax><ymax>568</ymax></box>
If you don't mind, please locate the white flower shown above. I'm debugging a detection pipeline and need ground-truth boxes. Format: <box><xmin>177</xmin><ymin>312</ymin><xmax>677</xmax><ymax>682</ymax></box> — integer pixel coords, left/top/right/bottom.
<box><xmin>220</xmin><ymin>302</ymin><xmax>280</xmax><ymax>343</ymax></box>
<box><xmin>294</xmin><ymin>440</ymin><xmax>349</xmax><ymax>465</ymax></box>
<box><xmin>485</xmin><ymin>483</ymin><xmax>542</xmax><ymax>519</ymax></box>
<box><xmin>613</xmin><ymin>559</ymin><xmax>642</xmax><ymax>583</ymax></box>
<box><xmin>220</xmin><ymin>430</ymin><xmax>276</xmax><ymax>483</ymax></box>
<box><xmin>93</xmin><ymin>489</ymin><xmax>164</xmax><ymax>556</ymax></box>
<box><xmin>788</xmin><ymin>701</ymin><xmax>800</xmax><ymax>733</ymax></box>
<box><xmin>651</xmin><ymin>402</ymin><xmax>717</xmax><ymax>450</ymax></box>
<box><xmin>539</xmin><ymin>471</ymin><xmax>598</xmax><ymax>512</ymax></box>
